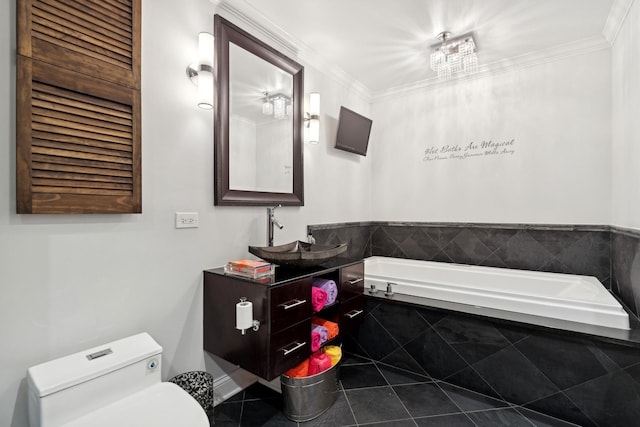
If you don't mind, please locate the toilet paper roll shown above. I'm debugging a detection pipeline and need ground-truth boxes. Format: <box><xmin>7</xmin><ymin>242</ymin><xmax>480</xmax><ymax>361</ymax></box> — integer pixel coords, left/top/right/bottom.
<box><xmin>236</xmin><ymin>301</ymin><xmax>253</xmax><ymax>330</ymax></box>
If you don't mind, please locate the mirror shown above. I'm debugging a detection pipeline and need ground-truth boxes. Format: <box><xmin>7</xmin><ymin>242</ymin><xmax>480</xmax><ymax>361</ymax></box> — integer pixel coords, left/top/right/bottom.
<box><xmin>214</xmin><ymin>15</ymin><xmax>304</xmax><ymax>206</ymax></box>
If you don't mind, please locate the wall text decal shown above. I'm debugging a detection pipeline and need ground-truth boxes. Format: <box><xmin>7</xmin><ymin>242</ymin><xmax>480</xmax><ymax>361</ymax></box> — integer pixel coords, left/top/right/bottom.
<box><xmin>423</xmin><ymin>139</ymin><xmax>516</xmax><ymax>162</ymax></box>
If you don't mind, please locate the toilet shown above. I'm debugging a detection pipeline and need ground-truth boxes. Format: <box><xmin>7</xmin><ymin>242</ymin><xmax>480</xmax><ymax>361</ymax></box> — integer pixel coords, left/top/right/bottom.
<box><xmin>27</xmin><ymin>333</ymin><xmax>209</xmax><ymax>427</ymax></box>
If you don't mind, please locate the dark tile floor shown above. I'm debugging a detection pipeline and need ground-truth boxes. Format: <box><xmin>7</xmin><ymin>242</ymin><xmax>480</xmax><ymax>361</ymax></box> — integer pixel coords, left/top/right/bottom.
<box><xmin>211</xmin><ymin>353</ymin><xmax>580</xmax><ymax>426</ymax></box>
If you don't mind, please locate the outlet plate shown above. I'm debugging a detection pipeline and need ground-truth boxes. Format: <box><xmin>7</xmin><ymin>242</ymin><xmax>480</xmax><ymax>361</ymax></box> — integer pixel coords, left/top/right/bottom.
<box><xmin>175</xmin><ymin>212</ymin><xmax>199</xmax><ymax>229</ymax></box>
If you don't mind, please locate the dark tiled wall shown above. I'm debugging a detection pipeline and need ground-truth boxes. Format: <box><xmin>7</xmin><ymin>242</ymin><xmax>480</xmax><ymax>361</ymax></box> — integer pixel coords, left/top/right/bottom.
<box><xmin>309</xmin><ymin>222</ymin><xmax>640</xmax><ymax>425</ymax></box>
<box><xmin>344</xmin><ymin>297</ymin><xmax>640</xmax><ymax>427</ymax></box>
<box><xmin>369</xmin><ymin>223</ymin><xmax>611</xmax><ymax>286</ymax></box>
<box><xmin>612</xmin><ymin>228</ymin><xmax>640</xmax><ymax>318</ymax></box>
<box><xmin>310</xmin><ymin>222</ymin><xmax>611</xmax><ymax>285</ymax></box>
<box><xmin>309</xmin><ymin>223</ymin><xmax>372</xmax><ymax>260</ymax></box>
<box><xmin>310</xmin><ymin>222</ymin><xmax>640</xmax><ymax>318</ymax></box>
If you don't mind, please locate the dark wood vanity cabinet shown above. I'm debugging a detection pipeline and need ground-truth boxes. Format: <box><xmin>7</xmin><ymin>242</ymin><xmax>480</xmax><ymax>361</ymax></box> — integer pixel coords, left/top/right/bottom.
<box><xmin>338</xmin><ymin>262</ymin><xmax>365</xmax><ymax>334</ymax></box>
<box><xmin>203</xmin><ymin>259</ymin><xmax>364</xmax><ymax>380</ymax></box>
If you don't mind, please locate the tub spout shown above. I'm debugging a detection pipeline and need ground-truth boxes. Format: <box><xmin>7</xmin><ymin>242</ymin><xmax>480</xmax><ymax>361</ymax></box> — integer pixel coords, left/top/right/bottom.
<box><xmin>385</xmin><ymin>282</ymin><xmax>395</xmax><ymax>297</ymax></box>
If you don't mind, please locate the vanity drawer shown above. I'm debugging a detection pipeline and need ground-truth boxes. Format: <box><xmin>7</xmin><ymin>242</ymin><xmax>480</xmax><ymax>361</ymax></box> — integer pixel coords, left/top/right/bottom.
<box><xmin>269</xmin><ymin>319</ymin><xmax>311</xmax><ymax>377</ymax></box>
<box><xmin>340</xmin><ymin>262</ymin><xmax>364</xmax><ymax>300</ymax></box>
<box><xmin>270</xmin><ymin>279</ymin><xmax>312</xmax><ymax>331</ymax></box>
<box><xmin>340</xmin><ymin>295</ymin><xmax>365</xmax><ymax>334</ymax></box>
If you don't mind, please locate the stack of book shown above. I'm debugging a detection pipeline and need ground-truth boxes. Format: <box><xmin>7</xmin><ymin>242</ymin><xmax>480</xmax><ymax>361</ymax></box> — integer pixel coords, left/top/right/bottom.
<box><xmin>224</xmin><ymin>259</ymin><xmax>275</xmax><ymax>279</ymax></box>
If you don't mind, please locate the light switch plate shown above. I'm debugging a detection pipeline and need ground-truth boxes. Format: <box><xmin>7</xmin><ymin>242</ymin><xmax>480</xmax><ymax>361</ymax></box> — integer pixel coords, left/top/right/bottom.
<box><xmin>175</xmin><ymin>212</ymin><xmax>199</xmax><ymax>228</ymax></box>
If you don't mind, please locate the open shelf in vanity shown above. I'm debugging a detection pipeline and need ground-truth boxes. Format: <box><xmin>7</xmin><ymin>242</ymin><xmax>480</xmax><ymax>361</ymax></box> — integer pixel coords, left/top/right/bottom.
<box><xmin>203</xmin><ymin>258</ymin><xmax>364</xmax><ymax>381</ymax></box>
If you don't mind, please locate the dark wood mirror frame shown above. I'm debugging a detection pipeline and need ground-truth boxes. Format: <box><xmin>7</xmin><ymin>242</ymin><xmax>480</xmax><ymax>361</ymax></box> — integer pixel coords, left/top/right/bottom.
<box><xmin>214</xmin><ymin>15</ymin><xmax>304</xmax><ymax>206</ymax></box>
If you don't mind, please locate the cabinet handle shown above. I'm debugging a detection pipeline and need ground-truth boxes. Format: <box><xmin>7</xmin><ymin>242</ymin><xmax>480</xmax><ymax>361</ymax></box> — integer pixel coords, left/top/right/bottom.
<box><xmin>345</xmin><ymin>309</ymin><xmax>364</xmax><ymax>319</ymax></box>
<box><xmin>347</xmin><ymin>278</ymin><xmax>364</xmax><ymax>285</ymax></box>
<box><xmin>282</xmin><ymin>341</ymin><xmax>306</xmax><ymax>356</ymax></box>
<box><xmin>280</xmin><ymin>299</ymin><xmax>307</xmax><ymax>310</ymax></box>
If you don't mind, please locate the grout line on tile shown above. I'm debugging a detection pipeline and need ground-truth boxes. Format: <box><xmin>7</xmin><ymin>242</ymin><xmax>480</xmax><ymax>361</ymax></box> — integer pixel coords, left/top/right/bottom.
<box><xmin>374</xmin><ymin>359</ymin><xmax>433</xmax><ymax>382</ymax></box>
<box><xmin>340</xmin><ymin>387</ymin><xmax>359</xmax><ymax>426</ymax></box>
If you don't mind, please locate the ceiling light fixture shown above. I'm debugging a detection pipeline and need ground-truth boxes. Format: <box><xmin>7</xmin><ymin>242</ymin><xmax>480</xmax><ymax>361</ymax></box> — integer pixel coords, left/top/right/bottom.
<box><xmin>261</xmin><ymin>92</ymin><xmax>291</xmax><ymax>119</ymax></box>
<box><xmin>262</xmin><ymin>92</ymin><xmax>274</xmax><ymax>115</ymax></box>
<box><xmin>272</xmin><ymin>95</ymin><xmax>287</xmax><ymax>120</ymax></box>
<box><xmin>430</xmin><ymin>32</ymin><xmax>478</xmax><ymax>81</ymax></box>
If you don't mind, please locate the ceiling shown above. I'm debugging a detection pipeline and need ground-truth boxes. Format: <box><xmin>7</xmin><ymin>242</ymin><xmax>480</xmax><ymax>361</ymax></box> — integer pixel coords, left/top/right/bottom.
<box><xmin>215</xmin><ymin>0</ymin><xmax>630</xmax><ymax>97</ymax></box>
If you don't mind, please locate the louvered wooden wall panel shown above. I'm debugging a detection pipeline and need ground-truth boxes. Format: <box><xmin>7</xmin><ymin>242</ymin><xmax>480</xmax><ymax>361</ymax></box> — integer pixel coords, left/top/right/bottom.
<box><xmin>32</xmin><ymin>0</ymin><xmax>133</xmax><ymax>69</ymax></box>
<box><xmin>17</xmin><ymin>57</ymin><xmax>141</xmax><ymax>213</ymax></box>
<box><xmin>30</xmin><ymin>81</ymin><xmax>134</xmax><ymax>197</ymax></box>
<box><xmin>17</xmin><ymin>0</ymin><xmax>141</xmax><ymax>214</ymax></box>
<box><xmin>18</xmin><ymin>0</ymin><xmax>141</xmax><ymax>89</ymax></box>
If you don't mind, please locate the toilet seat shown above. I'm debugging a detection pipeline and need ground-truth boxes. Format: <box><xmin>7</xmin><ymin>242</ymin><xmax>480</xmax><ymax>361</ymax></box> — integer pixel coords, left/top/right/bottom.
<box><xmin>62</xmin><ymin>382</ymin><xmax>209</xmax><ymax>427</ymax></box>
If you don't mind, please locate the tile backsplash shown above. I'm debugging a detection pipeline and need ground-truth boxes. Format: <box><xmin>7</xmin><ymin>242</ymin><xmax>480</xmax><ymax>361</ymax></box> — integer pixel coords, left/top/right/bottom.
<box><xmin>309</xmin><ymin>222</ymin><xmax>640</xmax><ymax>319</ymax></box>
<box><xmin>612</xmin><ymin>229</ymin><xmax>640</xmax><ymax>318</ymax></box>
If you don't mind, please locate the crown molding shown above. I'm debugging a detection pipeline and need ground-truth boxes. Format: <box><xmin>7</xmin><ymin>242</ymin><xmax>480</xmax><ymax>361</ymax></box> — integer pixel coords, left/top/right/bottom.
<box><xmin>372</xmin><ymin>35</ymin><xmax>610</xmax><ymax>100</ymax></box>
<box><xmin>210</xmin><ymin>0</ymin><xmax>372</xmax><ymax>101</ymax></box>
<box><xmin>210</xmin><ymin>0</ymin><xmax>624</xmax><ymax>103</ymax></box>
<box><xmin>603</xmin><ymin>0</ymin><xmax>635</xmax><ymax>45</ymax></box>
<box><xmin>210</xmin><ymin>0</ymin><xmax>298</xmax><ymax>58</ymax></box>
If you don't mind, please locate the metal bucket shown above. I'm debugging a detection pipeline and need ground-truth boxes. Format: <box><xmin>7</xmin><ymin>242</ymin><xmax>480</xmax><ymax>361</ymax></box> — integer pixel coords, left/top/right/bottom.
<box><xmin>280</xmin><ymin>362</ymin><xmax>340</xmax><ymax>422</ymax></box>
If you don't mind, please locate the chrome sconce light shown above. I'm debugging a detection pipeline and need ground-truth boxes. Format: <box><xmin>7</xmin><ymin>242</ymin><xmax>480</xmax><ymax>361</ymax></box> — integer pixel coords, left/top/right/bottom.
<box><xmin>304</xmin><ymin>92</ymin><xmax>320</xmax><ymax>144</ymax></box>
<box><xmin>186</xmin><ymin>32</ymin><xmax>214</xmax><ymax>109</ymax></box>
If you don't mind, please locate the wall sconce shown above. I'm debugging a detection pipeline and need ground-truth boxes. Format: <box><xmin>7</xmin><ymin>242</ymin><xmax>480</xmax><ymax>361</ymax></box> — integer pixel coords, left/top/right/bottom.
<box><xmin>186</xmin><ymin>32</ymin><xmax>214</xmax><ymax>109</ymax></box>
<box><xmin>305</xmin><ymin>92</ymin><xmax>320</xmax><ymax>144</ymax></box>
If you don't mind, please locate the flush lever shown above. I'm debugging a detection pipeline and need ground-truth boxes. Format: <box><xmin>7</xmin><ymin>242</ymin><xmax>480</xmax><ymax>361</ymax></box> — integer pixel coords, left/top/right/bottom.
<box><xmin>86</xmin><ymin>348</ymin><xmax>112</xmax><ymax>361</ymax></box>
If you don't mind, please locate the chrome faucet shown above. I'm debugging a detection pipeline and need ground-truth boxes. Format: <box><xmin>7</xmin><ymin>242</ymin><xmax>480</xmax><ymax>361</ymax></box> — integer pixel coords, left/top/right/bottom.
<box><xmin>385</xmin><ymin>282</ymin><xmax>395</xmax><ymax>297</ymax></box>
<box><xmin>267</xmin><ymin>205</ymin><xmax>283</xmax><ymax>247</ymax></box>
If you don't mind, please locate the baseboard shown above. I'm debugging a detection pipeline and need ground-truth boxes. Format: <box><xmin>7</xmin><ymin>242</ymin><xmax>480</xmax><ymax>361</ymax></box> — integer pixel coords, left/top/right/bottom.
<box><xmin>212</xmin><ymin>368</ymin><xmax>258</xmax><ymax>406</ymax></box>
<box><xmin>257</xmin><ymin>376</ymin><xmax>282</xmax><ymax>393</ymax></box>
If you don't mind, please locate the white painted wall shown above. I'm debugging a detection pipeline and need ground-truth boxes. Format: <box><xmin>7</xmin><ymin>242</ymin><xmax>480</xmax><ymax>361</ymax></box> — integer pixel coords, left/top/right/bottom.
<box><xmin>3</xmin><ymin>1</ymin><xmax>634</xmax><ymax>425</ymax></box>
<box><xmin>370</xmin><ymin>51</ymin><xmax>612</xmax><ymax>224</ymax></box>
<box><xmin>0</xmin><ymin>1</ymin><xmax>371</xmax><ymax>426</ymax></box>
<box><xmin>612</xmin><ymin>0</ymin><xmax>640</xmax><ymax>230</ymax></box>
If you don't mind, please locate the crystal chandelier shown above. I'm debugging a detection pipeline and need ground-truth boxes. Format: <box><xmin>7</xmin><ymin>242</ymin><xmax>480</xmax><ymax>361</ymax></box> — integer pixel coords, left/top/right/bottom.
<box><xmin>272</xmin><ymin>95</ymin><xmax>287</xmax><ymax>119</ymax></box>
<box><xmin>430</xmin><ymin>32</ymin><xmax>478</xmax><ymax>81</ymax></box>
<box><xmin>262</xmin><ymin>92</ymin><xmax>291</xmax><ymax>119</ymax></box>
<box><xmin>262</xmin><ymin>92</ymin><xmax>274</xmax><ymax>115</ymax></box>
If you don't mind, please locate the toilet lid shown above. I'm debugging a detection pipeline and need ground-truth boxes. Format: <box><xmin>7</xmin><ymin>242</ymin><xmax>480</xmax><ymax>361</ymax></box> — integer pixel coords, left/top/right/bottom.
<box><xmin>63</xmin><ymin>382</ymin><xmax>209</xmax><ymax>427</ymax></box>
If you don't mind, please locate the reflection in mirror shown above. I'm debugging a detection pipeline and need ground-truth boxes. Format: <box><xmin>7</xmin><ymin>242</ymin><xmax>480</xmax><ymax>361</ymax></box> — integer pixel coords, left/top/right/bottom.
<box><xmin>214</xmin><ymin>15</ymin><xmax>304</xmax><ymax>206</ymax></box>
<box><xmin>228</xmin><ymin>43</ymin><xmax>293</xmax><ymax>194</ymax></box>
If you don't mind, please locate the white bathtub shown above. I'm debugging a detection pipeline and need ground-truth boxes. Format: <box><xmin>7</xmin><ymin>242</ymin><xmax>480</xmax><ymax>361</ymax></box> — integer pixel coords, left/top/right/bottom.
<box><xmin>365</xmin><ymin>256</ymin><xmax>629</xmax><ymax>330</ymax></box>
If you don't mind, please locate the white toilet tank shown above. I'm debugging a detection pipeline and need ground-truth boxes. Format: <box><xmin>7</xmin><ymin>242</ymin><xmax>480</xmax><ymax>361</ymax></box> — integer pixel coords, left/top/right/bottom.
<box><xmin>27</xmin><ymin>333</ymin><xmax>208</xmax><ymax>427</ymax></box>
